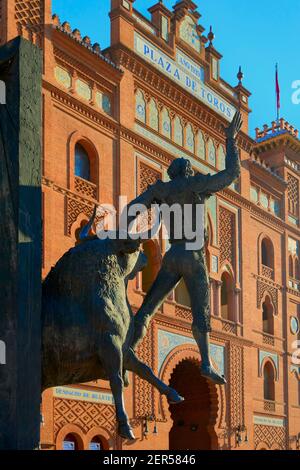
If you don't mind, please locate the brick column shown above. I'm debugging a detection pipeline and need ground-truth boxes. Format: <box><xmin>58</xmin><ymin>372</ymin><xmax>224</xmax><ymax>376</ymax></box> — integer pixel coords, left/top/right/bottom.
<box><xmin>214</xmin><ymin>280</ymin><xmax>222</xmax><ymax>317</ymax></box>
<box><xmin>235</xmin><ymin>287</ymin><xmax>242</xmax><ymax>324</ymax></box>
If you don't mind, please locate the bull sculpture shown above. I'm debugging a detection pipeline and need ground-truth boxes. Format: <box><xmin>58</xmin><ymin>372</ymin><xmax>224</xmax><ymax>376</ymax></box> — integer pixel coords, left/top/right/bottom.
<box><xmin>41</xmin><ymin>207</ymin><xmax>183</xmax><ymax>440</ymax></box>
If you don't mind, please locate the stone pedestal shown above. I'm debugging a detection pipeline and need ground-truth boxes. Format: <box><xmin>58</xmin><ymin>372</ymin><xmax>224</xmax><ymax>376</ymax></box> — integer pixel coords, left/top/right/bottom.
<box><xmin>0</xmin><ymin>37</ymin><xmax>42</xmax><ymax>449</ymax></box>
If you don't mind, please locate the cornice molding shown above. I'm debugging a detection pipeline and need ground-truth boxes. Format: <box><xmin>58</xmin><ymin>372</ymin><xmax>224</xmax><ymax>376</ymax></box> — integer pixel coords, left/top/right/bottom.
<box><xmin>219</xmin><ymin>189</ymin><xmax>285</xmax><ymax>234</ymax></box>
<box><xmin>53</xmin><ymin>25</ymin><xmax>123</xmax><ymax>74</ymax></box>
<box><xmin>44</xmin><ymin>80</ymin><xmax>119</xmax><ymax>137</ymax></box>
<box><xmin>254</xmin><ymin>133</ymin><xmax>300</xmax><ymax>155</ymax></box>
<box><xmin>53</xmin><ymin>46</ymin><xmax>120</xmax><ymax>92</ymax></box>
<box><xmin>248</xmin><ymin>159</ymin><xmax>287</xmax><ymax>188</ymax></box>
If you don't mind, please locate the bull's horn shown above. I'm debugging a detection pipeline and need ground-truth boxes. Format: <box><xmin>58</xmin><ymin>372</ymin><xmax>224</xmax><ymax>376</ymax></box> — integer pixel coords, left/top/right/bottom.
<box><xmin>79</xmin><ymin>204</ymin><xmax>97</xmax><ymax>241</ymax></box>
<box><xmin>128</xmin><ymin>203</ymin><xmax>161</xmax><ymax>241</ymax></box>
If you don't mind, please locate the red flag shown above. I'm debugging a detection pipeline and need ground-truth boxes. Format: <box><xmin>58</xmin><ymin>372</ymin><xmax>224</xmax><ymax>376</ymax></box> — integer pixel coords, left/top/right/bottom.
<box><xmin>276</xmin><ymin>63</ymin><xmax>280</xmax><ymax>115</ymax></box>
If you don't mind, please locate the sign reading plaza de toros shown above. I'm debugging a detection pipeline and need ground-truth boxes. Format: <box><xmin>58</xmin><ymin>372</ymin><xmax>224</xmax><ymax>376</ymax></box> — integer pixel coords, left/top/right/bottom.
<box><xmin>134</xmin><ymin>33</ymin><xmax>236</xmax><ymax>121</ymax></box>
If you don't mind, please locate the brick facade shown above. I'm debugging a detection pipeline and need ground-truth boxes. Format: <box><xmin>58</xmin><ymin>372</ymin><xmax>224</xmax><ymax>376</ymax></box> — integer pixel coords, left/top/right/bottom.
<box><xmin>2</xmin><ymin>0</ymin><xmax>300</xmax><ymax>451</ymax></box>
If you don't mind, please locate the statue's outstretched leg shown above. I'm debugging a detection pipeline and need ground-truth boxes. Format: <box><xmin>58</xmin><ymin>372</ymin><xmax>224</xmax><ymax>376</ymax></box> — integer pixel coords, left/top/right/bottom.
<box><xmin>101</xmin><ymin>334</ymin><xmax>135</xmax><ymax>441</ymax></box>
<box><xmin>193</xmin><ymin>329</ymin><xmax>226</xmax><ymax>385</ymax></box>
<box><xmin>184</xmin><ymin>269</ymin><xmax>226</xmax><ymax>386</ymax></box>
<box><xmin>124</xmin><ymin>348</ymin><xmax>184</xmax><ymax>404</ymax></box>
<box><xmin>131</xmin><ymin>267</ymin><xmax>181</xmax><ymax>350</ymax></box>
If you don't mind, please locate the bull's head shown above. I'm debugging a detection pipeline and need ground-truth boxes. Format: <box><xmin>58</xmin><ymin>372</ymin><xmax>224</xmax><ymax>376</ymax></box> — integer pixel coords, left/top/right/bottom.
<box><xmin>79</xmin><ymin>205</ymin><xmax>160</xmax><ymax>279</ymax></box>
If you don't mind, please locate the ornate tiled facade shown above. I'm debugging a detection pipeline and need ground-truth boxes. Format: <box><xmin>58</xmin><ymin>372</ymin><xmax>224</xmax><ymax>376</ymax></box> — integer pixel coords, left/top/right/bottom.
<box><xmin>2</xmin><ymin>0</ymin><xmax>300</xmax><ymax>451</ymax></box>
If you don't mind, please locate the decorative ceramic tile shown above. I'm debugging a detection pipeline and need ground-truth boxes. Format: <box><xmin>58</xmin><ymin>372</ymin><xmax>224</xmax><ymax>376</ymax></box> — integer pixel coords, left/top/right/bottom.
<box><xmin>76</xmin><ymin>79</ymin><xmax>92</xmax><ymax>101</ymax></box>
<box><xmin>253</xmin><ymin>415</ymin><xmax>285</xmax><ymax>428</ymax></box>
<box><xmin>212</xmin><ymin>57</ymin><xmax>219</xmax><ymax>81</ymax></box>
<box><xmin>135</xmin><ymin>123</ymin><xmax>216</xmax><ymax>176</ymax></box>
<box><xmin>122</xmin><ymin>0</ymin><xmax>130</xmax><ymax>11</ymax></box>
<box><xmin>212</xmin><ymin>255</ymin><xmax>219</xmax><ymax>273</ymax></box>
<box><xmin>161</xmin><ymin>15</ymin><xmax>169</xmax><ymax>42</ymax></box>
<box><xmin>158</xmin><ymin>329</ymin><xmax>225</xmax><ymax>376</ymax></box>
<box><xmin>179</xmin><ymin>16</ymin><xmax>201</xmax><ymax>53</ymax></box>
<box><xmin>259</xmin><ymin>350</ymin><xmax>279</xmax><ymax>377</ymax></box>
<box><xmin>53</xmin><ymin>386</ymin><xmax>115</xmax><ymax>405</ymax></box>
<box><xmin>54</xmin><ymin>66</ymin><xmax>71</xmax><ymax>89</ymax></box>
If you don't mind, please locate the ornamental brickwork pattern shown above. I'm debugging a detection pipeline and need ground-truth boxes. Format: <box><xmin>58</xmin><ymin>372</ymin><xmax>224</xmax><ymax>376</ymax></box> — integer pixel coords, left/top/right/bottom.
<box><xmin>138</xmin><ymin>161</ymin><xmax>162</xmax><ymax>232</ymax></box>
<box><xmin>229</xmin><ymin>343</ymin><xmax>244</xmax><ymax>429</ymax></box>
<box><xmin>74</xmin><ymin>176</ymin><xmax>97</xmax><ymax>200</ymax></box>
<box><xmin>219</xmin><ymin>207</ymin><xmax>235</xmax><ymax>268</ymax></box>
<box><xmin>139</xmin><ymin>161</ymin><xmax>161</xmax><ymax>194</ymax></box>
<box><xmin>15</xmin><ymin>0</ymin><xmax>44</xmax><ymax>30</ymax></box>
<box><xmin>287</xmin><ymin>174</ymin><xmax>299</xmax><ymax>217</ymax></box>
<box><xmin>66</xmin><ymin>196</ymin><xmax>94</xmax><ymax>236</ymax></box>
<box><xmin>133</xmin><ymin>324</ymin><xmax>155</xmax><ymax>419</ymax></box>
<box><xmin>254</xmin><ymin>424</ymin><xmax>287</xmax><ymax>450</ymax></box>
<box><xmin>256</xmin><ymin>278</ymin><xmax>279</xmax><ymax>314</ymax></box>
<box><xmin>53</xmin><ymin>398</ymin><xmax>116</xmax><ymax>436</ymax></box>
<box><xmin>14</xmin><ymin>0</ymin><xmax>44</xmax><ymax>46</ymax></box>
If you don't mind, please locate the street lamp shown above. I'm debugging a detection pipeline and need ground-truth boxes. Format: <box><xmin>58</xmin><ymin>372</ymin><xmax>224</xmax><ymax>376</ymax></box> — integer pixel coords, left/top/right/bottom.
<box><xmin>142</xmin><ymin>416</ymin><xmax>158</xmax><ymax>439</ymax></box>
<box><xmin>236</xmin><ymin>425</ymin><xmax>248</xmax><ymax>447</ymax></box>
<box><xmin>289</xmin><ymin>433</ymin><xmax>300</xmax><ymax>450</ymax></box>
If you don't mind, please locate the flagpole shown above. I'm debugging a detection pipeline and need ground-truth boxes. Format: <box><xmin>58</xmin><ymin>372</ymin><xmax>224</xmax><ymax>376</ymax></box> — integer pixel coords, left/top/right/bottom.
<box><xmin>275</xmin><ymin>63</ymin><xmax>280</xmax><ymax>125</ymax></box>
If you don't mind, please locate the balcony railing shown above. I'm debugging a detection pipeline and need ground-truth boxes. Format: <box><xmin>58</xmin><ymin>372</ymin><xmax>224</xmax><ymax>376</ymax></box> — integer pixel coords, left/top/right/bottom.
<box><xmin>261</xmin><ymin>264</ymin><xmax>274</xmax><ymax>280</ymax></box>
<box><xmin>175</xmin><ymin>305</ymin><xmax>192</xmax><ymax>322</ymax></box>
<box><xmin>221</xmin><ymin>318</ymin><xmax>237</xmax><ymax>335</ymax></box>
<box><xmin>264</xmin><ymin>400</ymin><xmax>276</xmax><ymax>412</ymax></box>
<box><xmin>262</xmin><ymin>332</ymin><xmax>275</xmax><ymax>346</ymax></box>
<box><xmin>74</xmin><ymin>175</ymin><xmax>97</xmax><ymax>200</ymax></box>
<box><xmin>288</xmin><ymin>278</ymin><xmax>300</xmax><ymax>292</ymax></box>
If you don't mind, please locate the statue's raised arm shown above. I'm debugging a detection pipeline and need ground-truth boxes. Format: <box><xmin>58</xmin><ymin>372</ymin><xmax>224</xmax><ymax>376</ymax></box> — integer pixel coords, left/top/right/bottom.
<box><xmin>191</xmin><ymin>111</ymin><xmax>243</xmax><ymax>195</ymax></box>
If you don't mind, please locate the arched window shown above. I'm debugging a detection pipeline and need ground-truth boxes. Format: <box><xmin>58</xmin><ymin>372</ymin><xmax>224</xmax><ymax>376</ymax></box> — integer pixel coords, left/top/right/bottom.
<box><xmin>135</xmin><ymin>90</ymin><xmax>146</xmax><ymax>123</ymax></box>
<box><xmin>196</xmin><ymin>130</ymin><xmax>206</xmax><ymax>160</ymax></box>
<box><xmin>185</xmin><ymin>124</ymin><xmax>195</xmax><ymax>153</ymax></box>
<box><xmin>75</xmin><ymin>143</ymin><xmax>90</xmax><ymax>181</ymax></box>
<box><xmin>161</xmin><ymin>107</ymin><xmax>171</xmax><ymax>139</ymax></box>
<box><xmin>142</xmin><ymin>241</ymin><xmax>160</xmax><ymax>293</ymax></box>
<box><xmin>263</xmin><ymin>362</ymin><xmax>275</xmax><ymax>401</ymax></box>
<box><xmin>218</xmin><ymin>145</ymin><xmax>226</xmax><ymax>170</ymax></box>
<box><xmin>174</xmin><ymin>116</ymin><xmax>183</xmax><ymax>146</ymax></box>
<box><xmin>262</xmin><ymin>296</ymin><xmax>274</xmax><ymax>335</ymax></box>
<box><xmin>261</xmin><ymin>238</ymin><xmax>274</xmax><ymax>269</ymax></box>
<box><xmin>208</xmin><ymin>139</ymin><xmax>216</xmax><ymax>167</ymax></box>
<box><xmin>289</xmin><ymin>255</ymin><xmax>294</xmax><ymax>278</ymax></box>
<box><xmin>149</xmin><ymin>98</ymin><xmax>159</xmax><ymax>131</ymax></box>
<box><xmin>175</xmin><ymin>279</ymin><xmax>191</xmax><ymax>307</ymax></box>
<box><xmin>220</xmin><ymin>272</ymin><xmax>234</xmax><ymax>321</ymax></box>
<box><xmin>63</xmin><ymin>433</ymin><xmax>80</xmax><ymax>451</ymax></box>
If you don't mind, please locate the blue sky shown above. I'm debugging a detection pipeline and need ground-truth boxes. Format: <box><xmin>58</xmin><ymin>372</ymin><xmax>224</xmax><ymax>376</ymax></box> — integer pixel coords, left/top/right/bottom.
<box><xmin>52</xmin><ymin>0</ymin><xmax>300</xmax><ymax>137</ymax></box>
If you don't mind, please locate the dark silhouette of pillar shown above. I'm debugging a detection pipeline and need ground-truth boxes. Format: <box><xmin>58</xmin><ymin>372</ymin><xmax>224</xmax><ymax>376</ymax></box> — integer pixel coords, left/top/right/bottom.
<box><xmin>0</xmin><ymin>36</ymin><xmax>42</xmax><ymax>449</ymax></box>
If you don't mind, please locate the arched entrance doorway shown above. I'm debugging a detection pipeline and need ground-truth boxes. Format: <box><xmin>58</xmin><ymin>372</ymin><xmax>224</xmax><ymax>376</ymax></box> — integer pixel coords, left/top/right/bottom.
<box><xmin>169</xmin><ymin>360</ymin><xmax>217</xmax><ymax>450</ymax></box>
